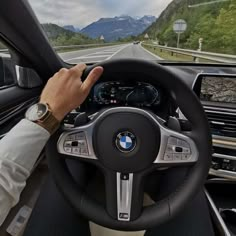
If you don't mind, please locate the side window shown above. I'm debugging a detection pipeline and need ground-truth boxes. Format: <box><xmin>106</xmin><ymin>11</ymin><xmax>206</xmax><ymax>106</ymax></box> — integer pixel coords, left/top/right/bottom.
<box><xmin>0</xmin><ymin>40</ymin><xmax>16</xmax><ymax>88</ymax></box>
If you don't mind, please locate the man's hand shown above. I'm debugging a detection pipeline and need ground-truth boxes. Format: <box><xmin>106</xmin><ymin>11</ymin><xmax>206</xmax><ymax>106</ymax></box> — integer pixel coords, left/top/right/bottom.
<box><xmin>40</xmin><ymin>64</ymin><xmax>103</xmax><ymax>121</ymax></box>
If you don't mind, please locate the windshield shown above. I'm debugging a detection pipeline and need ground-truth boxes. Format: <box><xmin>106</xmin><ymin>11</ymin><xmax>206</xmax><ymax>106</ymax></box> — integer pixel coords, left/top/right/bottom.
<box><xmin>28</xmin><ymin>0</ymin><xmax>236</xmax><ymax>64</ymax></box>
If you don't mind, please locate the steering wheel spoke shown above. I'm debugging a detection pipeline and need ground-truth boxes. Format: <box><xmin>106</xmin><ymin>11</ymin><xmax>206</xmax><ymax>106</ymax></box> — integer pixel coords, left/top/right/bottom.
<box><xmin>104</xmin><ymin>170</ymin><xmax>144</xmax><ymax>222</ymax></box>
<box><xmin>154</xmin><ymin>124</ymin><xmax>199</xmax><ymax>167</ymax></box>
<box><xmin>57</xmin><ymin>124</ymin><xmax>97</xmax><ymax>161</ymax></box>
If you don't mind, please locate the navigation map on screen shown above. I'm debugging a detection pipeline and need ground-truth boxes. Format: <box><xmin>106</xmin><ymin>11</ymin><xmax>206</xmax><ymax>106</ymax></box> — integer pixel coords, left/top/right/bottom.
<box><xmin>200</xmin><ymin>77</ymin><xmax>236</xmax><ymax>104</ymax></box>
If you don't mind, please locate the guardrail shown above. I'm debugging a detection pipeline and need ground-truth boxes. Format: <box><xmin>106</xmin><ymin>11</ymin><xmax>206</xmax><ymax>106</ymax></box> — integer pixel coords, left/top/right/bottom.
<box><xmin>0</xmin><ymin>42</ymin><xmax>125</xmax><ymax>54</ymax></box>
<box><xmin>54</xmin><ymin>42</ymin><xmax>123</xmax><ymax>50</ymax></box>
<box><xmin>142</xmin><ymin>43</ymin><xmax>236</xmax><ymax>64</ymax></box>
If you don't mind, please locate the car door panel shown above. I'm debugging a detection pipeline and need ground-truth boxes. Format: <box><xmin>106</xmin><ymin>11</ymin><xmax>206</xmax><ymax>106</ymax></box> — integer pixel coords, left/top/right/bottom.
<box><xmin>0</xmin><ymin>86</ymin><xmax>42</xmax><ymax>138</ymax></box>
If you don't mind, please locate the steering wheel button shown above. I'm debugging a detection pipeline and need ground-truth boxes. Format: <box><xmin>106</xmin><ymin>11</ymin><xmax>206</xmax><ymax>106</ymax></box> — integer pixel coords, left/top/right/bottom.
<box><xmin>67</xmin><ymin>134</ymin><xmax>76</xmax><ymax>141</ymax></box>
<box><xmin>168</xmin><ymin>137</ymin><xmax>177</xmax><ymax>145</ymax></box>
<box><xmin>80</xmin><ymin>148</ymin><xmax>88</xmax><ymax>156</ymax></box>
<box><xmin>71</xmin><ymin>141</ymin><xmax>78</xmax><ymax>147</ymax></box>
<box><xmin>75</xmin><ymin>132</ymin><xmax>86</xmax><ymax>140</ymax></box>
<box><xmin>166</xmin><ymin>145</ymin><xmax>174</xmax><ymax>153</ymax></box>
<box><xmin>182</xmin><ymin>148</ymin><xmax>191</xmax><ymax>154</ymax></box>
<box><xmin>181</xmin><ymin>141</ymin><xmax>190</xmax><ymax>148</ymax></box>
<box><xmin>173</xmin><ymin>153</ymin><xmax>182</xmax><ymax>160</ymax></box>
<box><xmin>177</xmin><ymin>139</ymin><xmax>183</xmax><ymax>146</ymax></box>
<box><xmin>64</xmin><ymin>141</ymin><xmax>72</xmax><ymax>147</ymax></box>
<box><xmin>72</xmin><ymin>147</ymin><xmax>80</xmax><ymax>154</ymax></box>
<box><xmin>175</xmin><ymin>146</ymin><xmax>183</xmax><ymax>153</ymax></box>
<box><xmin>182</xmin><ymin>154</ymin><xmax>191</xmax><ymax>160</ymax></box>
<box><xmin>78</xmin><ymin>140</ymin><xmax>87</xmax><ymax>146</ymax></box>
<box><xmin>164</xmin><ymin>153</ymin><xmax>173</xmax><ymax>161</ymax></box>
<box><xmin>64</xmin><ymin>147</ymin><xmax>72</xmax><ymax>153</ymax></box>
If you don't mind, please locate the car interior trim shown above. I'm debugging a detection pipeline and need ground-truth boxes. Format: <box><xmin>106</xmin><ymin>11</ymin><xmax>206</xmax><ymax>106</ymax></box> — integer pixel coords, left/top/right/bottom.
<box><xmin>205</xmin><ymin>109</ymin><xmax>236</xmax><ymax>117</ymax></box>
<box><xmin>204</xmin><ymin>106</ymin><xmax>236</xmax><ymax>114</ymax></box>
<box><xmin>209</xmin><ymin>169</ymin><xmax>236</xmax><ymax>180</ymax></box>
<box><xmin>212</xmin><ymin>138</ymin><xmax>236</xmax><ymax>150</ymax></box>
<box><xmin>213</xmin><ymin>153</ymin><xmax>236</xmax><ymax>161</ymax></box>
<box><xmin>117</xmin><ymin>173</ymin><xmax>133</xmax><ymax>221</ymax></box>
<box><xmin>0</xmin><ymin>98</ymin><xmax>37</xmax><ymax>125</ymax></box>
<box><xmin>205</xmin><ymin>189</ymin><xmax>231</xmax><ymax>236</ymax></box>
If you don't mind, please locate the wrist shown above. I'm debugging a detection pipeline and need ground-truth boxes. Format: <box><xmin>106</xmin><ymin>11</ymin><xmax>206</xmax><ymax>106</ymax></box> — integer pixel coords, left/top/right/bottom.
<box><xmin>39</xmin><ymin>100</ymin><xmax>66</xmax><ymax>122</ymax></box>
<box><xmin>25</xmin><ymin>102</ymin><xmax>60</xmax><ymax>135</ymax></box>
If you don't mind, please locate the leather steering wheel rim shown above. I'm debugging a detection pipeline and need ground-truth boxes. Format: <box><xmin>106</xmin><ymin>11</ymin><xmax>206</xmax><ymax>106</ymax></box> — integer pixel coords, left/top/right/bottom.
<box><xmin>46</xmin><ymin>59</ymin><xmax>212</xmax><ymax>231</ymax></box>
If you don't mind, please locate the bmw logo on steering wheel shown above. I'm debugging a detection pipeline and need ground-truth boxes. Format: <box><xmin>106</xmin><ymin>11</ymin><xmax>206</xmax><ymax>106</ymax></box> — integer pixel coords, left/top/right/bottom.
<box><xmin>115</xmin><ymin>131</ymin><xmax>137</xmax><ymax>153</ymax></box>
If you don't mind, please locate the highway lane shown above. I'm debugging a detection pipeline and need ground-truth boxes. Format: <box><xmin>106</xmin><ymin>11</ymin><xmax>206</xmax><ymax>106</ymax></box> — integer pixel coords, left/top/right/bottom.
<box><xmin>112</xmin><ymin>44</ymin><xmax>162</xmax><ymax>61</ymax></box>
<box><xmin>59</xmin><ymin>44</ymin><xmax>162</xmax><ymax>64</ymax></box>
<box><xmin>59</xmin><ymin>44</ymin><xmax>128</xmax><ymax>63</ymax></box>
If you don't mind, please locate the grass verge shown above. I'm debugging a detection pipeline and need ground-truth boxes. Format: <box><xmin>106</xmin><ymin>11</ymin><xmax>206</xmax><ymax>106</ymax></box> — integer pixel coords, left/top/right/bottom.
<box><xmin>142</xmin><ymin>45</ymin><xmax>216</xmax><ymax>63</ymax></box>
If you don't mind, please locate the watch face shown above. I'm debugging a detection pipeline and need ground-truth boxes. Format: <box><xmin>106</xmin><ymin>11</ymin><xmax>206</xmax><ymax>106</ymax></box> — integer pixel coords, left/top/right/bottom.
<box><xmin>25</xmin><ymin>103</ymin><xmax>48</xmax><ymax>121</ymax></box>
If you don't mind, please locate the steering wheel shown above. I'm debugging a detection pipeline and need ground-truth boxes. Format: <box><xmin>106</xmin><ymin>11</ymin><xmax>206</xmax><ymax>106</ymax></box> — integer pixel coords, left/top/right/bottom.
<box><xmin>46</xmin><ymin>59</ymin><xmax>212</xmax><ymax>231</ymax></box>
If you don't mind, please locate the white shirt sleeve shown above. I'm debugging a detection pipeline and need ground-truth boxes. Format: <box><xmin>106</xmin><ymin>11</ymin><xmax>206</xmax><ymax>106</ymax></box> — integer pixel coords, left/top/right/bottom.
<box><xmin>0</xmin><ymin>119</ymin><xmax>50</xmax><ymax>226</ymax></box>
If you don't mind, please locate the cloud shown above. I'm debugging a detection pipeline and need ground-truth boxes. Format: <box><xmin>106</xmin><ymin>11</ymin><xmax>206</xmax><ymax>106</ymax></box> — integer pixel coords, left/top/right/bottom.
<box><xmin>28</xmin><ymin>0</ymin><xmax>173</xmax><ymax>28</ymax></box>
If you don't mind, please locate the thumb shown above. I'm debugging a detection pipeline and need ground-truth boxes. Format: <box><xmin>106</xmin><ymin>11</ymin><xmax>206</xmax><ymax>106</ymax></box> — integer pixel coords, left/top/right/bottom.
<box><xmin>81</xmin><ymin>67</ymin><xmax>104</xmax><ymax>93</ymax></box>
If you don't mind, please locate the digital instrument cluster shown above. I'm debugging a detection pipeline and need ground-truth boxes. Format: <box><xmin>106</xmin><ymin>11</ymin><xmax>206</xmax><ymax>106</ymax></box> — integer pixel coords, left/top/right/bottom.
<box><xmin>91</xmin><ymin>81</ymin><xmax>162</xmax><ymax>107</ymax></box>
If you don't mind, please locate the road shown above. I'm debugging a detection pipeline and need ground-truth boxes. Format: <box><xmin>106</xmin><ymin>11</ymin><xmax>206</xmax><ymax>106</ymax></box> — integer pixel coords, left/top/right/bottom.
<box><xmin>59</xmin><ymin>44</ymin><xmax>162</xmax><ymax>64</ymax></box>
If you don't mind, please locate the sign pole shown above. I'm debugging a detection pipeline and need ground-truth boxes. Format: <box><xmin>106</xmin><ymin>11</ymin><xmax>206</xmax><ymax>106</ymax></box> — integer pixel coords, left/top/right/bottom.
<box><xmin>177</xmin><ymin>33</ymin><xmax>181</xmax><ymax>48</ymax></box>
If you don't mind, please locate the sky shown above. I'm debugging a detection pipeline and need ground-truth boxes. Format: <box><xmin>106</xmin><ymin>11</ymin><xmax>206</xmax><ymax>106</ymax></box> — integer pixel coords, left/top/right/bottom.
<box><xmin>28</xmin><ymin>0</ymin><xmax>173</xmax><ymax>29</ymax></box>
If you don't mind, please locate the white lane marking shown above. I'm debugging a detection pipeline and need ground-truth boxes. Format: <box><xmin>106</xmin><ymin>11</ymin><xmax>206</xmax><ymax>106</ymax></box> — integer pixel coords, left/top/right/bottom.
<box><xmin>66</xmin><ymin>47</ymin><xmax>124</xmax><ymax>61</ymax></box>
<box><xmin>65</xmin><ymin>45</ymin><xmax>128</xmax><ymax>62</ymax></box>
<box><xmin>106</xmin><ymin>44</ymin><xmax>131</xmax><ymax>60</ymax></box>
<box><xmin>66</xmin><ymin>56</ymin><xmax>107</xmax><ymax>62</ymax></box>
<box><xmin>140</xmin><ymin>44</ymin><xmax>163</xmax><ymax>60</ymax></box>
<box><xmin>91</xmin><ymin>52</ymin><xmax>114</xmax><ymax>55</ymax></box>
<box><xmin>74</xmin><ymin>55</ymin><xmax>110</xmax><ymax>59</ymax></box>
<box><xmin>60</xmin><ymin>45</ymin><xmax>123</xmax><ymax>57</ymax></box>
<box><xmin>82</xmin><ymin>54</ymin><xmax>113</xmax><ymax>57</ymax></box>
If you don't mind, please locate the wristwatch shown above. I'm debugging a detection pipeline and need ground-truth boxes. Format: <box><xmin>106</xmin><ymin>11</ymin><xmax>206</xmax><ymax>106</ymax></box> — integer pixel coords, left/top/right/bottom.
<box><xmin>25</xmin><ymin>103</ymin><xmax>60</xmax><ymax>134</ymax></box>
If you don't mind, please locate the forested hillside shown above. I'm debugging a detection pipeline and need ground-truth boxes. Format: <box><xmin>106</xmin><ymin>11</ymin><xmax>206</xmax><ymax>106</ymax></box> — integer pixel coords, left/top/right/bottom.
<box><xmin>42</xmin><ymin>24</ymin><xmax>100</xmax><ymax>46</ymax></box>
<box><xmin>144</xmin><ymin>0</ymin><xmax>236</xmax><ymax>54</ymax></box>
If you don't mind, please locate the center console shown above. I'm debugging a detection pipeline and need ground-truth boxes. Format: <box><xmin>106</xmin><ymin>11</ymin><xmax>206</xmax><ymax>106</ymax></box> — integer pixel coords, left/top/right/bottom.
<box><xmin>205</xmin><ymin>180</ymin><xmax>236</xmax><ymax>236</ymax></box>
<box><xmin>193</xmin><ymin>73</ymin><xmax>236</xmax><ymax>235</ymax></box>
<box><xmin>193</xmin><ymin>73</ymin><xmax>236</xmax><ymax>180</ymax></box>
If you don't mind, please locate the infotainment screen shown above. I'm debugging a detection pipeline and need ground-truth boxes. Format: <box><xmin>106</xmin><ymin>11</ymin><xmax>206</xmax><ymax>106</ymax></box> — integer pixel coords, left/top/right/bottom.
<box><xmin>200</xmin><ymin>76</ymin><xmax>236</xmax><ymax>104</ymax></box>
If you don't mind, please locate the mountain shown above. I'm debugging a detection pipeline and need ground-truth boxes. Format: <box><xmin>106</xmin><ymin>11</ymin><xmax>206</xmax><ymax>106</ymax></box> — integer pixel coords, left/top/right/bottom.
<box><xmin>41</xmin><ymin>23</ymin><xmax>99</xmax><ymax>46</ymax></box>
<box><xmin>42</xmin><ymin>23</ymin><xmax>75</xmax><ymax>39</ymax></box>
<box><xmin>140</xmin><ymin>15</ymin><xmax>156</xmax><ymax>25</ymax></box>
<box><xmin>63</xmin><ymin>25</ymin><xmax>80</xmax><ymax>32</ymax></box>
<box><xmin>143</xmin><ymin>0</ymin><xmax>236</xmax><ymax>54</ymax></box>
<box><xmin>81</xmin><ymin>15</ymin><xmax>156</xmax><ymax>41</ymax></box>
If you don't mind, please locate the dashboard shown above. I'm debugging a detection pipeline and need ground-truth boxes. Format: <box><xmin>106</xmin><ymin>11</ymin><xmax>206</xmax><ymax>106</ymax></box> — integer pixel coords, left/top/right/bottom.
<box><xmin>192</xmin><ymin>73</ymin><xmax>236</xmax><ymax>180</ymax></box>
<box><xmin>64</xmin><ymin>64</ymin><xmax>236</xmax><ymax>181</ymax></box>
<box><xmin>91</xmin><ymin>81</ymin><xmax>161</xmax><ymax>107</ymax></box>
<box><xmin>82</xmin><ymin>80</ymin><xmax>173</xmax><ymax>119</ymax></box>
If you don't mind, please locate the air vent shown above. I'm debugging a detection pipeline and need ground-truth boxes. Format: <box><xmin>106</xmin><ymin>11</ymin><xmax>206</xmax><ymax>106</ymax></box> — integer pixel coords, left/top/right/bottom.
<box><xmin>204</xmin><ymin>108</ymin><xmax>236</xmax><ymax>138</ymax></box>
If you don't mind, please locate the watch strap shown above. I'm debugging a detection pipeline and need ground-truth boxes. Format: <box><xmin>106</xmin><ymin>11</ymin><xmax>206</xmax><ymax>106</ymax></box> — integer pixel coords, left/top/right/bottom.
<box><xmin>37</xmin><ymin>113</ymin><xmax>60</xmax><ymax>134</ymax></box>
<box><xmin>36</xmin><ymin>104</ymin><xmax>60</xmax><ymax>134</ymax></box>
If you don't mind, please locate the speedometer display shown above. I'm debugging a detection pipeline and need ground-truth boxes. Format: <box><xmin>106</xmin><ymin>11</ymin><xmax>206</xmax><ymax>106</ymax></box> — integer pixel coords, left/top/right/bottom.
<box><xmin>93</xmin><ymin>81</ymin><xmax>161</xmax><ymax>107</ymax></box>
